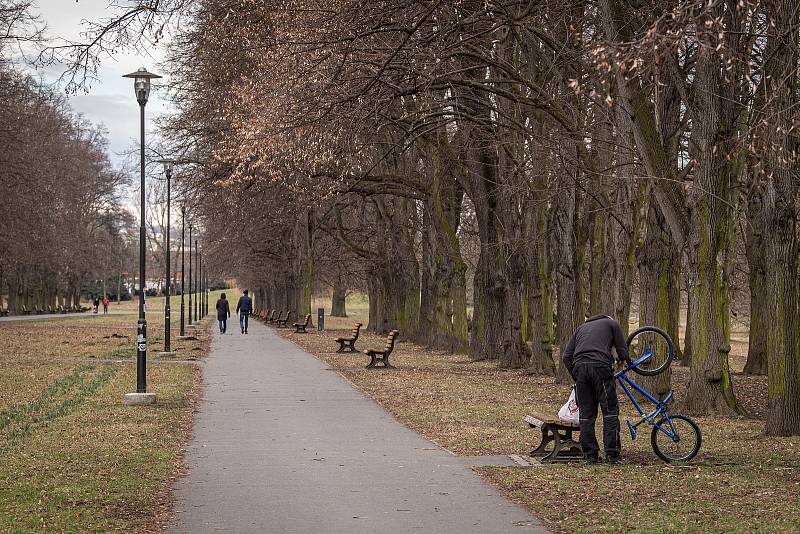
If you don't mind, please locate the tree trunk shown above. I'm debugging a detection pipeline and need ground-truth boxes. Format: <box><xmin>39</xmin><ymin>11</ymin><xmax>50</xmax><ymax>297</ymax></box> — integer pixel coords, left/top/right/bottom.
<box><xmin>762</xmin><ymin>0</ymin><xmax>800</xmax><ymax>435</ymax></box>
<box><xmin>331</xmin><ymin>283</ymin><xmax>347</xmax><ymax>317</ymax></box>
<box><xmin>636</xmin><ymin>204</ymin><xmax>679</xmax><ymax>398</ymax></box>
<box><xmin>744</xmin><ymin>184</ymin><xmax>768</xmax><ymax>374</ymax></box>
<box><xmin>525</xmin><ymin>191</ymin><xmax>556</xmax><ymax>375</ymax></box>
<box><xmin>554</xmin><ymin>176</ymin><xmax>582</xmax><ymax>383</ymax></box>
<box><xmin>419</xmin><ymin>150</ymin><xmax>468</xmax><ymax>352</ymax></box>
<box><xmin>293</xmin><ymin>208</ymin><xmax>314</xmax><ymax>319</ymax></box>
<box><xmin>682</xmin><ymin>44</ymin><xmax>743</xmax><ymax>416</ymax></box>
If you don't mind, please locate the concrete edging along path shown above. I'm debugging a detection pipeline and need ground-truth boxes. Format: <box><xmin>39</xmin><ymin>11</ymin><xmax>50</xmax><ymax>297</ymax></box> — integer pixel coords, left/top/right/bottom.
<box><xmin>167</xmin><ymin>320</ymin><xmax>549</xmax><ymax>534</ymax></box>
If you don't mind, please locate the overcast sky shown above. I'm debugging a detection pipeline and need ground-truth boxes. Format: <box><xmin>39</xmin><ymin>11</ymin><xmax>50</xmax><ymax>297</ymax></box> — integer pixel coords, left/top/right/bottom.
<box><xmin>31</xmin><ymin>0</ymin><xmax>173</xmax><ymax>168</ymax></box>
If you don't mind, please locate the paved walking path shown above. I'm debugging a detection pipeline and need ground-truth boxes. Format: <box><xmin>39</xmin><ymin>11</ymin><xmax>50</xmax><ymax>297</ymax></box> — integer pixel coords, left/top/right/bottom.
<box><xmin>168</xmin><ymin>321</ymin><xmax>548</xmax><ymax>533</ymax></box>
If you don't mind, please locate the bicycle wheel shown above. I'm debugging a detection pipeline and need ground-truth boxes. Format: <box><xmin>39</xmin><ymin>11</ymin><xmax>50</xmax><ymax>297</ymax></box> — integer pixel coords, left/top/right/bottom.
<box><xmin>650</xmin><ymin>414</ymin><xmax>702</xmax><ymax>463</ymax></box>
<box><xmin>626</xmin><ymin>326</ymin><xmax>674</xmax><ymax>376</ymax></box>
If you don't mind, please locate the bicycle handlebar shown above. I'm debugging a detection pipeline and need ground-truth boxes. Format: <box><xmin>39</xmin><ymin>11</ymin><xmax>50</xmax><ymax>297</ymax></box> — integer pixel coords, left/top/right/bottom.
<box><xmin>613</xmin><ymin>351</ymin><xmax>652</xmax><ymax>378</ymax></box>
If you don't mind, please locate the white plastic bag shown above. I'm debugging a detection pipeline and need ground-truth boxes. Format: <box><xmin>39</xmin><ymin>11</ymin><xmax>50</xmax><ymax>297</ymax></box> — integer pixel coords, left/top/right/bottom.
<box><xmin>558</xmin><ymin>386</ymin><xmax>580</xmax><ymax>424</ymax></box>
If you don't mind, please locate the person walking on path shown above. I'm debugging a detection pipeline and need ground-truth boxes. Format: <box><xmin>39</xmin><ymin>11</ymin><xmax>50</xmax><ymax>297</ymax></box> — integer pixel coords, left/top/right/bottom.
<box><xmin>235</xmin><ymin>289</ymin><xmax>252</xmax><ymax>334</ymax></box>
<box><xmin>102</xmin><ymin>296</ymin><xmax>110</xmax><ymax>314</ymax></box>
<box><xmin>93</xmin><ymin>296</ymin><xmax>100</xmax><ymax>314</ymax></box>
<box><xmin>561</xmin><ymin>314</ymin><xmax>632</xmax><ymax>465</ymax></box>
<box><xmin>216</xmin><ymin>293</ymin><xmax>231</xmax><ymax>334</ymax></box>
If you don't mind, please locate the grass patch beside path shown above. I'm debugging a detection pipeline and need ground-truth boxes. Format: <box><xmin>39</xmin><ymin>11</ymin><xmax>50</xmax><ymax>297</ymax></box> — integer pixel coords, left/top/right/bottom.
<box><xmin>0</xmin><ymin>294</ymin><xmax>219</xmax><ymax>533</ymax></box>
<box><xmin>275</xmin><ymin>325</ymin><xmax>800</xmax><ymax>534</ymax></box>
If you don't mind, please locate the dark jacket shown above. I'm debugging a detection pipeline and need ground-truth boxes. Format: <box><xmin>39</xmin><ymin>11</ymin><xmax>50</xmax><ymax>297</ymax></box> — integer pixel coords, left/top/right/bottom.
<box><xmin>562</xmin><ymin>315</ymin><xmax>630</xmax><ymax>378</ymax></box>
<box><xmin>235</xmin><ymin>295</ymin><xmax>252</xmax><ymax>314</ymax></box>
<box><xmin>216</xmin><ymin>298</ymin><xmax>230</xmax><ymax>320</ymax></box>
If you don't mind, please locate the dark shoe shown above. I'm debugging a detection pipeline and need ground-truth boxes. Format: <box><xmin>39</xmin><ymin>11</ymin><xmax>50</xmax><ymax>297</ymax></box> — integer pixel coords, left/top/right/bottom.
<box><xmin>586</xmin><ymin>457</ymin><xmax>601</xmax><ymax>465</ymax></box>
<box><xmin>606</xmin><ymin>456</ymin><xmax>628</xmax><ymax>466</ymax></box>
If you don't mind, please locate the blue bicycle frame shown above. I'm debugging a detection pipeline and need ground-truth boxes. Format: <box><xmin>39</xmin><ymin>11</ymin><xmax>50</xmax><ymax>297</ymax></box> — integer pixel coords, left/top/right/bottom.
<box><xmin>614</xmin><ymin>353</ymin><xmax>681</xmax><ymax>442</ymax></box>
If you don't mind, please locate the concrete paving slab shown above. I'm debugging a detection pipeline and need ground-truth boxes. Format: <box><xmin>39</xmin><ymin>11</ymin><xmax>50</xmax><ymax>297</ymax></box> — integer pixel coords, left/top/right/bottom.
<box><xmin>167</xmin><ymin>322</ymin><xmax>548</xmax><ymax>534</ymax></box>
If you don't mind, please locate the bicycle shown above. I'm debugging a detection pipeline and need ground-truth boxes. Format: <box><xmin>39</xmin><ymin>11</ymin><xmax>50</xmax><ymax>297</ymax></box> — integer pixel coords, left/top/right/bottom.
<box><xmin>615</xmin><ymin>327</ymin><xmax>702</xmax><ymax>463</ymax></box>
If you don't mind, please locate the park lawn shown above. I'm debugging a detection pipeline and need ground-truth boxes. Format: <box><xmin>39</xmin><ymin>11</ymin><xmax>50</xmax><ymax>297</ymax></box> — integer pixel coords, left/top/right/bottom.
<box><xmin>277</xmin><ymin>323</ymin><xmax>800</xmax><ymax>534</ymax></box>
<box><xmin>0</xmin><ymin>293</ymin><xmax>219</xmax><ymax>533</ymax></box>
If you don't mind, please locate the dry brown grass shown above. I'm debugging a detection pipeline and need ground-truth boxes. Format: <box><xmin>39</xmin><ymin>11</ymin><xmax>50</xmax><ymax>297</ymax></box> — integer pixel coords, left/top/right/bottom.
<box><xmin>0</xmin><ymin>294</ymin><xmax>218</xmax><ymax>533</ymax></box>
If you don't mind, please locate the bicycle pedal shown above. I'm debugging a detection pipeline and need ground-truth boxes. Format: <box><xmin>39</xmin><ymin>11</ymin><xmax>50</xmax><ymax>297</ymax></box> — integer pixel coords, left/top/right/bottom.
<box><xmin>627</xmin><ymin>419</ymin><xmax>637</xmax><ymax>440</ymax></box>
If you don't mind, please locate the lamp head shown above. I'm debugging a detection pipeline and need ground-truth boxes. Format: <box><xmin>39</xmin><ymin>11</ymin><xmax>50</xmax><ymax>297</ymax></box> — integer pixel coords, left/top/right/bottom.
<box><xmin>122</xmin><ymin>67</ymin><xmax>162</xmax><ymax>105</ymax></box>
<box><xmin>156</xmin><ymin>158</ymin><xmax>176</xmax><ymax>175</ymax></box>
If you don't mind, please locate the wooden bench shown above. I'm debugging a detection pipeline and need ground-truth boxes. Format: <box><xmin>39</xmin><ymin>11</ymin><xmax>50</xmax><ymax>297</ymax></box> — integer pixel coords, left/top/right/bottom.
<box><xmin>524</xmin><ymin>414</ymin><xmax>582</xmax><ymax>463</ymax></box>
<box><xmin>20</xmin><ymin>305</ymin><xmax>31</xmax><ymax>315</ymax></box>
<box><xmin>34</xmin><ymin>306</ymin><xmax>44</xmax><ymax>314</ymax></box>
<box><xmin>364</xmin><ymin>330</ymin><xmax>399</xmax><ymax>369</ymax></box>
<box><xmin>275</xmin><ymin>310</ymin><xmax>292</xmax><ymax>328</ymax></box>
<box><xmin>267</xmin><ymin>310</ymin><xmax>277</xmax><ymax>323</ymax></box>
<box><xmin>293</xmin><ymin>314</ymin><xmax>311</xmax><ymax>333</ymax></box>
<box><xmin>259</xmin><ymin>309</ymin><xmax>269</xmax><ymax>320</ymax></box>
<box><xmin>334</xmin><ymin>323</ymin><xmax>363</xmax><ymax>353</ymax></box>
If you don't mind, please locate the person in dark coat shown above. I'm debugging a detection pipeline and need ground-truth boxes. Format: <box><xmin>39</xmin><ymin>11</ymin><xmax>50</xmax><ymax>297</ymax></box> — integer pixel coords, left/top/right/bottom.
<box><xmin>235</xmin><ymin>289</ymin><xmax>252</xmax><ymax>334</ymax></box>
<box><xmin>216</xmin><ymin>293</ymin><xmax>231</xmax><ymax>334</ymax></box>
<box><xmin>562</xmin><ymin>314</ymin><xmax>632</xmax><ymax>465</ymax></box>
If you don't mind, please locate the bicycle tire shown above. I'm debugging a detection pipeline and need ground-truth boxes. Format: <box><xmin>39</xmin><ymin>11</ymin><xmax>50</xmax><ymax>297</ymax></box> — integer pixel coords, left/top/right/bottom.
<box><xmin>626</xmin><ymin>326</ymin><xmax>674</xmax><ymax>376</ymax></box>
<box><xmin>650</xmin><ymin>414</ymin><xmax>702</xmax><ymax>463</ymax></box>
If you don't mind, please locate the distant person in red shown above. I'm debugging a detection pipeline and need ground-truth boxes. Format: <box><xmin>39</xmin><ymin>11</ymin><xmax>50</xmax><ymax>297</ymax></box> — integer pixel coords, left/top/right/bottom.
<box><xmin>93</xmin><ymin>296</ymin><xmax>100</xmax><ymax>314</ymax></box>
<box><xmin>102</xmin><ymin>296</ymin><xmax>110</xmax><ymax>314</ymax></box>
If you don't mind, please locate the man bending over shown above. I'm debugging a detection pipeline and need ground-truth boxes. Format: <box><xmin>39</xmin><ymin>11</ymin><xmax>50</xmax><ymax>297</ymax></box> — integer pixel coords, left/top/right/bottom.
<box><xmin>562</xmin><ymin>314</ymin><xmax>631</xmax><ymax>465</ymax></box>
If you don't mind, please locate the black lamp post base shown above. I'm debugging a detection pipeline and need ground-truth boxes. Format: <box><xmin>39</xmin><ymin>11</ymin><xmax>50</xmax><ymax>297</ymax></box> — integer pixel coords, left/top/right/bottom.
<box><xmin>123</xmin><ymin>392</ymin><xmax>157</xmax><ymax>405</ymax></box>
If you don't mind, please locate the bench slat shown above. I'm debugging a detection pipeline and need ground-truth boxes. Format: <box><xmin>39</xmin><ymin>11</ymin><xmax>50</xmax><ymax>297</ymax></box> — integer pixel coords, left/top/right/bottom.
<box><xmin>525</xmin><ymin>414</ymin><xmax>579</xmax><ymax>428</ymax></box>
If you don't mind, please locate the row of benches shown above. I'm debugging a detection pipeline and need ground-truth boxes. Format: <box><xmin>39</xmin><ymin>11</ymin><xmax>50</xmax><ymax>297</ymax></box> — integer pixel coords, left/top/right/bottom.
<box><xmin>251</xmin><ymin>308</ymin><xmax>302</xmax><ymax>330</ymax></box>
<box><xmin>250</xmin><ymin>308</ymin><xmax>399</xmax><ymax>368</ymax></box>
<box><xmin>0</xmin><ymin>304</ymin><xmax>89</xmax><ymax>316</ymax></box>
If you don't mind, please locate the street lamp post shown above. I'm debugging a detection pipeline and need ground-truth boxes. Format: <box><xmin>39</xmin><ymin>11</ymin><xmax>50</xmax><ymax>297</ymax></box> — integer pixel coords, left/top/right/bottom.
<box><xmin>188</xmin><ymin>225</ymin><xmax>193</xmax><ymax>328</ymax></box>
<box><xmin>177</xmin><ymin>205</ymin><xmax>189</xmax><ymax>339</ymax></box>
<box><xmin>200</xmin><ymin>251</ymin><xmax>204</xmax><ymax>318</ymax></box>
<box><xmin>122</xmin><ymin>67</ymin><xmax>161</xmax><ymax>405</ymax></box>
<box><xmin>156</xmin><ymin>159</ymin><xmax>176</xmax><ymax>356</ymax></box>
<box><xmin>194</xmin><ymin>241</ymin><xmax>199</xmax><ymax>322</ymax></box>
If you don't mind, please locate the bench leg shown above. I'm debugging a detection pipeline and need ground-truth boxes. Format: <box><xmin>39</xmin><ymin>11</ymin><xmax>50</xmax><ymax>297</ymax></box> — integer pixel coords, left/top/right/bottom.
<box><xmin>529</xmin><ymin>426</ymin><xmax>555</xmax><ymax>457</ymax></box>
<box><xmin>536</xmin><ymin>426</ymin><xmax>582</xmax><ymax>463</ymax></box>
<box><xmin>347</xmin><ymin>341</ymin><xmax>357</xmax><ymax>352</ymax></box>
<box><xmin>366</xmin><ymin>351</ymin><xmax>377</xmax><ymax>369</ymax></box>
<box><xmin>336</xmin><ymin>341</ymin><xmax>345</xmax><ymax>353</ymax></box>
<box><xmin>381</xmin><ymin>353</ymin><xmax>394</xmax><ymax>369</ymax></box>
